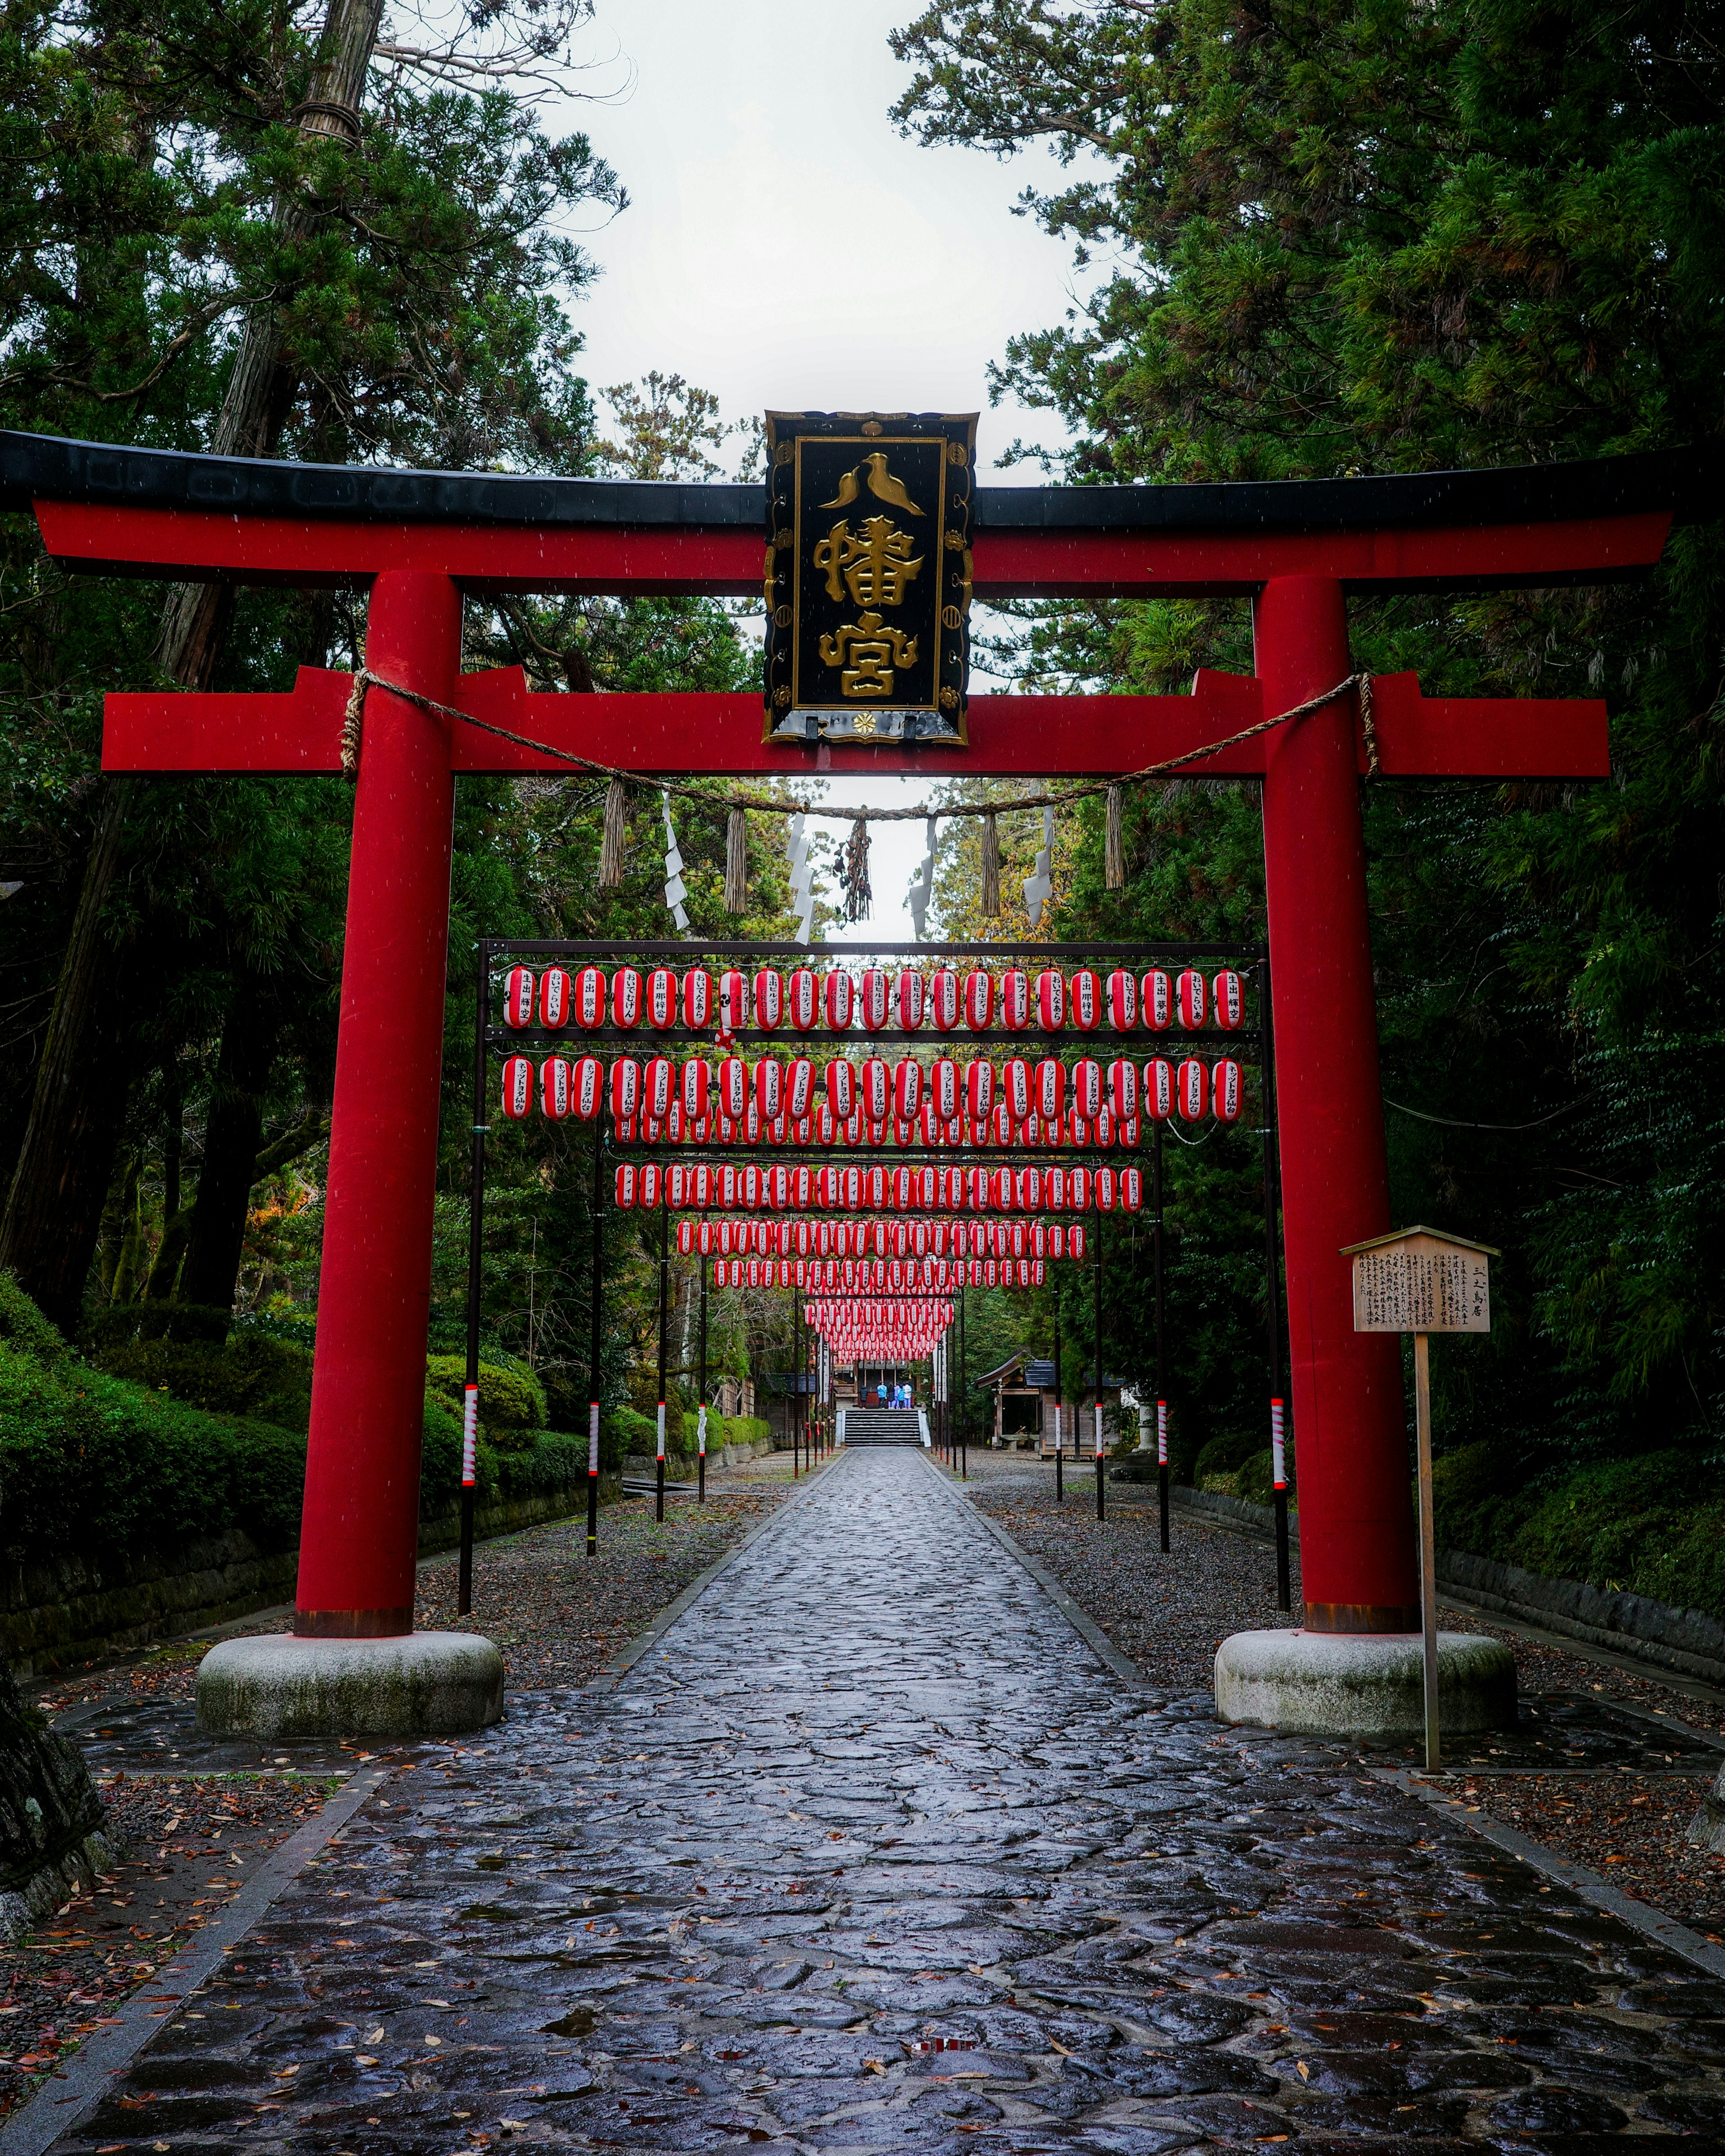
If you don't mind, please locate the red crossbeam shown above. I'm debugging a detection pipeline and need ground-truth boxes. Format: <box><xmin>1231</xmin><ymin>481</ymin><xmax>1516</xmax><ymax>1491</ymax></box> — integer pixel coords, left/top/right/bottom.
<box><xmin>37</xmin><ymin>498</ymin><xmax>1672</xmax><ymax>599</ymax></box>
<box><xmin>101</xmin><ymin>664</ymin><xmax>1608</xmax><ymax>780</ymax></box>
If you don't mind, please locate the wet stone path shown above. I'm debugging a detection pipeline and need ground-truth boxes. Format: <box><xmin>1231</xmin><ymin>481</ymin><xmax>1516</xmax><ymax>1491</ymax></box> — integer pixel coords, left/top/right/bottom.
<box><xmin>61</xmin><ymin>1449</ymin><xmax>1725</xmax><ymax>2154</ymax></box>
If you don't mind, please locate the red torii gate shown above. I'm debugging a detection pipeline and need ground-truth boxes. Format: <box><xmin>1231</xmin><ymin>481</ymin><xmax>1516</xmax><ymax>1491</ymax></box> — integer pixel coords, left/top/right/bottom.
<box><xmin>2</xmin><ymin>429</ymin><xmax>1688</xmax><ymax>1724</ymax></box>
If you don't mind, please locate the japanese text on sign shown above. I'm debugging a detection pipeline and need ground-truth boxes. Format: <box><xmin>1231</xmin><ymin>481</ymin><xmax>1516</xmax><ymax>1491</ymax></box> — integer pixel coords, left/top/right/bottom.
<box><xmin>1351</xmin><ymin>1247</ymin><xmax>1491</xmax><ymax>1333</ymax></box>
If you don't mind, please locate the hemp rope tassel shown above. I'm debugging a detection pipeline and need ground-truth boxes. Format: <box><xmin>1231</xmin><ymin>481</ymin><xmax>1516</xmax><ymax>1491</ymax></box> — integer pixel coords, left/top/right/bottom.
<box><xmin>980</xmin><ymin>810</ymin><xmax>1001</xmax><ymax>918</ymax></box>
<box><xmin>339</xmin><ymin>671</ymin><xmax>366</xmax><ymax>779</ymax></box>
<box><xmin>1358</xmin><ymin>673</ymin><xmax>1380</xmax><ymax>779</ymax></box>
<box><xmin>724</xmin><ymin>806</ymin><xmax>748</xmax><ymax>914</ymax></box>
<box><xmin>840</xmin><ymin>816</ymin><xmax>872</xmax><ymax>923</ymax></box>
<box><xmin>1104</xmin><ymin>784</ymin><xmax>1125</xmax><ymax>889</ymax></box>
<box><xmin>598</xmin><ymin>780</ymin><xmax>628</xmax><ymax>887</ymax></box>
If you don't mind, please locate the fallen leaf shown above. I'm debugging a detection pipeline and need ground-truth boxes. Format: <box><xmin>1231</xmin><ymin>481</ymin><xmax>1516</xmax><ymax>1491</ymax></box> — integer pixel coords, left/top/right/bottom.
<box><xmin>1296</xmin><ymin>2061</ymin><xmax>1310</xmax><ymax>2082</ymax></box>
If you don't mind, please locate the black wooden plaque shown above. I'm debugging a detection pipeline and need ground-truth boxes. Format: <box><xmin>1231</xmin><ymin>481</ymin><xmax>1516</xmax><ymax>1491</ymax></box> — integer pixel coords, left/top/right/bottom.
<box><xmin>762</xmin><ymin>411</ymin><xmax>976</xmax><ymax>745</ymax></box>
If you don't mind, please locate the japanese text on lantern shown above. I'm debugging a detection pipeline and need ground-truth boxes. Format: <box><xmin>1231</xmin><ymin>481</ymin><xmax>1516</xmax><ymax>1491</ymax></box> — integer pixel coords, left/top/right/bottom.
<box><xmin>1351</xmin><ymin>1248</ymin><xmax>1491</xmax><ymax>1334</ymax></box>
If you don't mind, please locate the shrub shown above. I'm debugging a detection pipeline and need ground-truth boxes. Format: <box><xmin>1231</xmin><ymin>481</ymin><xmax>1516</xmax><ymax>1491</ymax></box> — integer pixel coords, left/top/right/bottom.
<box><xmin>0</xmin><ymin>1271</ymin><xmax>68</xmax><ymax>1365</ymax></box>
<box><xmin>1235</xmin><ymin>1447</ymin><xmax>1293</xmax><ymax>1505</ymax></box>
<box><xmin>1192</xmin><ymin>1427</ymin><xmax>1261</xmax><ymax>1485</ymax></box>
<box><xmin>720</xmin><ymin>1415</ymin><xmax>771</xmax><ymax>1450</ymax></box>
<box><xmin>91</xmin><ymin>1334</ymin><xmax>316</xmax><ymax>1433</ymax></box>
<box><xmin>84</xmin><ymin>1302</ymin><xmax>232</xmax><ymax>1348</ymax></box>
<box><xmin>424</xmin><ymin>1355</ymin><xmax>547</xmax><ymax>1440</ymax></box>
<box><xmin>605</xmin><ymin>1403</ymin><xmax>657</xmax><ymax>1466</ymax></box>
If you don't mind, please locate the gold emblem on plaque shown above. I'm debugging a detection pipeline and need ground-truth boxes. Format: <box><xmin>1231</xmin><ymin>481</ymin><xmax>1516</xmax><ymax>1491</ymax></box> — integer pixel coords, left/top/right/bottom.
<box><xmin>813</xmin><ymin>517</ymin><xmax>924</xmax><ymax>610</ymax></box>
<box><xmin>818</xmin><ymin>611</ymin><xmax>919</xmax><ymax>698</ymax></box>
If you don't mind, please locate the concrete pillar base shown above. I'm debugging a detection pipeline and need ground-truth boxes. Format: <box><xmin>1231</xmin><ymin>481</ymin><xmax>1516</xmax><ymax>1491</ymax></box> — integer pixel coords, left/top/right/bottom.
<box><xmin>195</xmin><ymin>1632</ymin><xmax>504</xmax><ymax>1742</ymax></box>
<box><xmin>1214</xmin><ymin>1627</ymin><xmax>1517</xmax><ymax>1739</ymax></box>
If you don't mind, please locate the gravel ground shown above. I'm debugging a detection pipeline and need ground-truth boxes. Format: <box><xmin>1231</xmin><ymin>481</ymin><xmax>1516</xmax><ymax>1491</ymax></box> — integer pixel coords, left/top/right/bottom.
<box><xmin>955</xmin><ymin>1448</ymin><xmax>1725</xmax><ymax>1938</ymax></box>
<box><xmin>0</xmin><ymin>1774</ymin><xmax>334</xmax><ymax>2123</ymax></box>
<box><xmin>33</xmin><ymin>1454</ymin><xmax>807</xmax><ymax>1715</ymax></box>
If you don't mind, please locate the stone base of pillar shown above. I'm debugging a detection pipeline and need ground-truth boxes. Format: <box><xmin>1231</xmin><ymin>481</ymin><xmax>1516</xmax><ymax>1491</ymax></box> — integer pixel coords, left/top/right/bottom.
<box><xmin>196</xmin><ymin>1632</ymin><xmax>505</xmax><ymax>1741</ymax></box>
<box><xmin>1214</xmin><ymin>1628</ymin><xmax>1516</xmax><ymax>1739</ymax></box>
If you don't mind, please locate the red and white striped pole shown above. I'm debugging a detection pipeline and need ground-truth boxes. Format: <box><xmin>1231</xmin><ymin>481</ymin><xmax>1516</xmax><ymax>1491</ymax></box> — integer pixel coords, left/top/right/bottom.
<box><xmin>1271</xmin><ymin>1396</ymin><xmax>1291</xmax><ymax>1610</ymax></box>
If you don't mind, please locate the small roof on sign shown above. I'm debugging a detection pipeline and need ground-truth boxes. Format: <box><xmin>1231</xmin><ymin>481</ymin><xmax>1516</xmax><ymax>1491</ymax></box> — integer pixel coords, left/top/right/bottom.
<box><xmin>1340</xmin><ymin>1225</ymin><xmax>1501</xmax><ymax>1258</ymax></box>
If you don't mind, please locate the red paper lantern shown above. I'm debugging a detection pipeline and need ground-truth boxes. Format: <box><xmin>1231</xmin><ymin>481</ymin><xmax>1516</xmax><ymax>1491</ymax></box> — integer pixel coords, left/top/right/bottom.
<box><xmin>783</xmin><ymin>1056</ymin><xmax>812</xmax><ymax>1121</ymax></box>
<box><xmin>502</xmin><ymin>967</ymin><xmax>535</xmax><ymax>1029</ymax></box>
<box><xmin>742</xmin><ymin>1162</ymin><xmax>762</xmax><ymax>1209</ymax></box>
<box><xmin>609</xmin><ymin>1057</ymin><xmax>640</xmax><ymax>1122</ymax></box>
<box><xmin>843</xmin><ymin>1165</ymin><xmax>863</xmax><ymax>1210</ymax></box>
<box><xmin>1106</xmin><ymin>969</ymin><xmax>1137</xmax><ymax>1032</ymax></box>
<box><xmin>717</xmin><ymin>969</ymin><xmax>749</xmax><ymax>1036</ymax></box>
<box><xmin>794</xmin><ymin>1164</ymin><xmax>814</xmax><ymax>1209</ymax></box>
<box><xmin>784</xmin><ymin>967</ymin><xmax>818</xmax><ymax>1032</ymax></box>
<box><xmin>861</xmin><ymin>1056</ymin><xmax>889</xmax><ymax>1123</ymax></box>
<box><xmin>824</xmin><ymin>970</ymin><xmax>854</xmax><ymax>1031</ymax></box>
<box><xmin>694</xmin><ymin>1164</ymin><xmax>713</xmax><ymax>1209</ymax></box>
<box><xmin>892</xmin><ymin>1167</ymin><xmax>913</xmax><ymax>1211</ymax></box>
<box><xmin>1069</xmin><ymin>1166</ymin><xmax>1092</xmax><ymax>1210</ymax></box>
<box><xmin>720</xmin><ymin>1164</ymin><xmax>739</xmax><ymax>1210</ymax></box>
<box><xmin>1096</xmin><ymin>1165</ymin><xmax>1117</xmax><ymax>1213</ymax></box>
<box><xmin>1047</xmin><ymin>1217</ymin><xmax>1066</xmax><ymax>1255</ymax></box>
<box><xmin>718</xmin><ymin>1055</ymin><xmax>748</xmax><ymax>1121</ymax></box>
<box><xmin>1069</xmin><ymin>968</ymin><xmax>1101</xmax><ymax>1032</ymax></box>
<box><xmin>1144</xmin><ymin>1058</ymin><xmax>1175</xmax><ymax>1121</ymax></box>
<box><xmin>1108</xmin><ymin>1058</ymin><xmax>1137</xmax><ymax>1118</ymax></box>
<box><xmin>1035</xmin><ymin>968</ymin><xmax>1066</xmax><ymax>1032</ymax></box>
<box><xmin>895</xmin><ymin>969</ymin><xmax>924</xmax><ymax>1031</ymax></box>
<box><xmin>1036</xmin><ymin>1058</ymin><xmax>1065</xmax><ymax>1122</ymax></box>
<box><xmin>993</xmin><ymin>1057</ymin><xmax>1023</xmax><ymax>1123</ymax></box>
<box><xmin>824</xmin><ymin>1059</ymin><xmax>854</xmax><ymax>1118</ymax></box>
<box><xmin>681</xmin><ymin>968</ymin><xmax>712</xmax><ymax>1029</ymax></box>
<box><xmin>917</xmin><ymin>1166</ymin><xmax>938</xmax><ymax>1210</ymax></box>
<box><xmin>677</xmin><ymin>1219</ymin><xmax>697</xmax><ymax>1255</ymax></box>
<box><xmin>644</xmin><ymin>968</ymin><xmax>676</xmax><ymax>1029</ymax></box>
<box><xmin>754</xmin><ymin>1059</ymin><xmax>782</xmax><ymax>1120</ymax></box>
<box><xmin>1175</xmin><ymin>968</ymin><xmax>1207</xmax><ymax>1030</ymax></box>
<box><xmin>967</xmin><ymin>1166</ymin><xmax>989</xmax><ymax>1211</ymax></box>
<box><xmin>539</xmin><ymin>1057</ymin><xmax>572</xmax><ymax>1121</ymax></box>
<box><xmin>1068</xmin><ymin>1110</ymin><xmax>1091</xmax><ymax>1149</ymax></box>
<box><xmin>639</xmin><ymin>1162</ymin><xmax>661</xmax><ymax>1210</ymax></box>
<box><xmin>612</xmin><ymin>966</ymin><xmax>642</xmax><ymax>1029</ymax></box>
<box><xmin>752</xmin><ymin>969</ymin><xmax>783</xmax><ymax>1031</ymax></box>
<box><xmin>614</xmin><ymin>1162</ymin><xmax>637</xmax><ymax>1208</ymax></box>
<box><xmin>989</xmin><ymin>1167</ymin><xmax>1012</xmax><ymax>1210</ymax></box>
<box><xmin>572</xmin><ymin>1054</ymin><xmax>604</xmax><ymax>1120</ymax></box>
<box><xmin>859</xmin><ymin>968</ymin><xmax>889</xmax><ymax>1031</ymax></box>
<box><xmin>930</xmin><ymin>1057</ymin><xmax>959</xmax><ymax>1122</ymax></box>
<box><xmin>1073</xmin><ymin>1057</ymin><xmax>1103</xmax><ymax>1118</ymax></box>
<box><xmin>537</xmin><ymin>967</ymin><xmax>571</xmax><ymax>1031</ymax></box>
<box><xmin>986</xmin><ymin>1100</ymin><xmax>1009</xmax><ymax>1147</ymax></box>
<box><xmin>867</xmin><ymin>1164</ymin><xmax>887</xmax><ymax>1211</ymax></box>
<box><xmin>1177</xmin><ymin>1056</ymin><xmax>1208</xmax><ymax>1120</ymax></box>
<box><xmin>1000</xmin><ymin>969</ymin><xmax>1030</xmax><ymax>1030</ymax></box>
<box><xmin>1141</xmin><ymin>969</ymin><xmax>1172</xmax><ymax>1032</ymax></box>
<box><xmin>1017</xmin><ymin>1165</ymin><xmax>1044</xmax><ymax>1211</ymax></box>
<box><xmin>644</xmin><ymin>1056</ymin><xmax>674</xmax><ymax>1120</ymax></box>
<box><xmin>500</xmin><ymin>1054</ymin><xmax>534</xmax><ymax>1118</ymax></box>
<box><xmin>964</xmin><ymin>970</ymin><xmax>994</xmax><ymax>1030</ymax></box>
<box><xmin>928</xmin><ymin>969</ymin><xmax>960</xmax><ymax>1031</ymax></box>
<box><xmin>894</xmin><ymin>1059</ymin><xmax>923</xmax><ymax>1121</ymax></box>
<box><xmin>1212</xmin><ymin>1058</ymin><xmax>1242</xmax><ymax>1122</ymax></box>
<box><xmin>681</xmin><ymin>1057</ymin><xmax>710</xmax><ymax>1122</ymax></box>
<box><xmin>770</xmin><ymin>1164</ymin><xmax>791</xmax><ymax>1210</ymax></box>
<box><xmin>1094</xmin><ymin>1105</ymin><xmax>1114</xmax><ymax>1149</ymax></box>
<box><xmin>1212</xmin><ymin>969</ymin><xmax>1244</xmax><ymax>1032</ymax></box>
<box><xmin>1121</xmin><ymin>1166</ymin><xmax>1144</xmax><ymax>1212</ymax></box>
<box><xmin>744</xmin><ymin>1105</ymin><xmax>763</xmax><ymax>1146</ymax></box>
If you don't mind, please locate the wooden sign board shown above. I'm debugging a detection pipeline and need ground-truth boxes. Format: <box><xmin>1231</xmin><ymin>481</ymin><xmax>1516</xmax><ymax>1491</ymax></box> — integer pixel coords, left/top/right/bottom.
<box><xmin>1341</xmin><ymin>1227</ymin><xmax>1497</xmax><ymax>1335</ymax></box>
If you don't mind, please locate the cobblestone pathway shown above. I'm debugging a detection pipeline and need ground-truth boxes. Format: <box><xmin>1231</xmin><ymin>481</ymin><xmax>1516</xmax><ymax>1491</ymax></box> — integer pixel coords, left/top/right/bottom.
<box><xmin>59</xmin><ymin>1449</ymin><xmax>1725</xmax><ymax>2154</ymax></box>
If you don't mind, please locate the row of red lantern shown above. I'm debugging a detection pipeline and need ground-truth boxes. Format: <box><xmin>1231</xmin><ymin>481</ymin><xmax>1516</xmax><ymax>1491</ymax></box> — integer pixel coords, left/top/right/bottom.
<box><xmin>503</xmin><ymin>1053</ymin><xmax>1242</xmax><ymax>1128</ymax></box>
<box><xmin>720</xmin><ymin>1257</ymin><xmax>1045</xmax><ymax>1291</ymax></box>
<box><xmin>616</xmin><ymin>1154</ymin><xmax>1138</xmax><ymax>1215</ymax></box>
<box><xmin>503</xmin><ymin>963</ymin><xmax>1245</xmax><ymax>1037</ymax></box>
<box><xmin>672</xmin><ymin>1217</ymin><xmax>1090</xmax><ymax>1261</ymax></box>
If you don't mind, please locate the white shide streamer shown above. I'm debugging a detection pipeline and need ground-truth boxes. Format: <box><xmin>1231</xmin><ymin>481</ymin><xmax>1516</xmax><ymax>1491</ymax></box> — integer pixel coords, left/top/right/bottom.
<box><xmin>1023</xmin><ymin>804</ymin><xmax>1055</xmax><ymax>927</ymax></box>
<box><xmin>907</xmin><ymin>815</ymin><xmax>937</xmax><ymax>938</ymax></box>
<box><xmin>787</xmin><ymin>813</ymin><xmax>816</xmax><ymax>944</ymax></box>
<box><xmin>660</xmin><ymin>789</ymin><xmax>690</xmax><ymax>934</ymax></box>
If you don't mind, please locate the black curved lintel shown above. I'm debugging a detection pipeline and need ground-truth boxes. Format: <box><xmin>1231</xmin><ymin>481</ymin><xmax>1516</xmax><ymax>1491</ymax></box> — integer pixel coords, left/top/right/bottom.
<box><xmin>0</xmin><ymin>429</ymin><xmax>1715</xmax><ymax>536</ymax></box>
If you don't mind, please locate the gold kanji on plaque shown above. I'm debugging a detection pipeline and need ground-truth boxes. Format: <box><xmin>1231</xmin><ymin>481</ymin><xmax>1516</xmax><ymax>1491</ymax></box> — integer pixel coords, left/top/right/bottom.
<box><xmin>818</xmin><ymin>611</ymin><xmax>919</xmax><ymax>698</ymax></box>
<box><xmin>813</xmin><ymin>517</ymin><xmax>924</xmax><ymax>611</ymax></box>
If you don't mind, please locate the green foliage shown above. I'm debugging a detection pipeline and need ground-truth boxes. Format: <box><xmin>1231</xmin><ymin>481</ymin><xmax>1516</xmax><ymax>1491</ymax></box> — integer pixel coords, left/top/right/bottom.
<box><xmin>1433</xmin><ymin>1441</ymin><xmax>1725</xmax><ymax>1620</ymax></box>
<box><xmin>91</xmin><ymin>1334</ymin><xmax>315</xmax><ymax>1433</ymax></box>
<box><xmin>1194</xmin><ymin>1427</ymin><xmax>1264</xmax><ymax>1484</ymax></box>
<box><xmin>424</xmin><ymin>1355</ymin><xmax>548</xmax><ymax>1438</ymax></box>
<box><xmin>899</xmin><ymin>0</ymin><xmax>1725</xmax><ymax>1487</ymax></box>
<box><xmin>719</xmin><ymin>1415</ymin><xmax>771</xmax><ymax>1450</ymax></box>
<box><xmin>0</xmin><ymin>1271</ymin><xmax>68</xmax><ymax>1366</ymax></box>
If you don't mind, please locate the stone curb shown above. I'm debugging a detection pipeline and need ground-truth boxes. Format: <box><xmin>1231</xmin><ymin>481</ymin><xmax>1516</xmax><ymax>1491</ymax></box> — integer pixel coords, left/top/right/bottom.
<box><xmin>1368</xmin><ymin>1763</ymin><xmax>1725</xmax><ymax>1982</ymax></box>
<box><xmin>924</xmin><ymin>1455</ymin><xmax>1146</xmax><ymax>1687</ymax></box>
<box><xmin>585</xmin><ymin>1453</ymin><xmax>852</xmax><ymax>1691</ymax></box>
<box><xmin>0</xmin><ymin>1762</ymin><xmax>392</xmax><ymax>2156</ymax></box>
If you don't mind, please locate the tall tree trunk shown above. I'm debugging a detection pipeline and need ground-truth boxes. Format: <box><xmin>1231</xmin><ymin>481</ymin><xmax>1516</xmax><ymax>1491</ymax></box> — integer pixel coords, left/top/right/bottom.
<box><xmin>178</xmin><ymin>997</ymin><xmax>282</xmax><ymax>1313</ymax></box>
<box><xmin>0</xmin><ymin>0</ymin><xmax>385</xmax><ymax>1328</ymax></box>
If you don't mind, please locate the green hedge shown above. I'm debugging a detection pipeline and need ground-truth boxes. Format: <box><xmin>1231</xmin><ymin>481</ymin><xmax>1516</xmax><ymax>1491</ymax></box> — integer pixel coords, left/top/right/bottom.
<box><xmin>0</xmin><ymin>1278</ymin><xmax>593</xmax><ymax>1574</ymax></box>
<box><xmin>91</xmin><ymin>1334</ymin><xmax>316</xmax><ymax>1433</ymax></box>
<box><xmin>424</xmin><ymin>1355</ymin><xmax>547</xmax><ymax>1441</ymax></box>
<box><xmin>1433</xmin><ymin>1441</ymin><xmax>1725</xmax><ymax>1620</ymax></box>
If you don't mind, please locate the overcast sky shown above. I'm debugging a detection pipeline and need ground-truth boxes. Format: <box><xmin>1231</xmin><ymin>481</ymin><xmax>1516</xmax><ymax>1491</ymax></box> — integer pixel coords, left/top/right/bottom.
<box><xmin>552</xmin><ymin>3</ymin><xmax>1088</xmax><ymax>941</ymax></box>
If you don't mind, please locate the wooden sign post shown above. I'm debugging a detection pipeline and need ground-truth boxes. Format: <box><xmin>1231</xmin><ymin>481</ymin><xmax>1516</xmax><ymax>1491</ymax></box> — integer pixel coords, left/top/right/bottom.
<box><xmin>1342</xmin><ymin>1227</ymin><xmax>1497</xmax><ymax>1769</ymax></box>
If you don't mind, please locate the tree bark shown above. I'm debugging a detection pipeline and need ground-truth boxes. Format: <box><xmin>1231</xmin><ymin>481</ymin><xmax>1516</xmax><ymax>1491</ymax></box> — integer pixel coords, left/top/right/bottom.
<box><xmin>178</xmin><ymin>996</ymin><xmax>283</xmax><ymax>1313</ymax></box>
<box><xmin>0</xmin><ymin>0</ymin><xmax>386</xmax><ymax>1328</ymax></box>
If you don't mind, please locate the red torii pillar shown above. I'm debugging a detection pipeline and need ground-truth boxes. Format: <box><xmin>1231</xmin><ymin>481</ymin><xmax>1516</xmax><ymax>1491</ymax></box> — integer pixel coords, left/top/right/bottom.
<box><xmin>16</xmin><ymin>431</ymin><xmax>1681</xmax><ymax>1731</ymax></box>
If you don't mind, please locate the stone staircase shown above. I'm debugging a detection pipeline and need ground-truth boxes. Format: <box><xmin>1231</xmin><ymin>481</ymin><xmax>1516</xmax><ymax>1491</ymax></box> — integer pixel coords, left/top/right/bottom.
<box><xmin>841</xmin><ymin>1408</ymin><xmax>924</xmax><ymax>1446</ymax></box>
